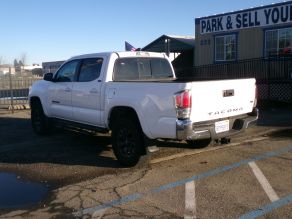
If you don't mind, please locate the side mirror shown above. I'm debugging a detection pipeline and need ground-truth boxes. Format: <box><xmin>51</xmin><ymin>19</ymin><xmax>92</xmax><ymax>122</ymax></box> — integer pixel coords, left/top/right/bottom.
<box><xmin>43</xmin><ymin>73</ymin><xmax>54</xmax><ymax>81</ymax></box>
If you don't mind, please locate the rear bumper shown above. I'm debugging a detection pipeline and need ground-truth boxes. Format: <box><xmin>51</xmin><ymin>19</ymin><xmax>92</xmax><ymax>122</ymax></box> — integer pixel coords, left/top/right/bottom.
<box><xmin>176</xmin><ymin>108</ymin><xmax>259</xmax><ymax>140</ymax></box>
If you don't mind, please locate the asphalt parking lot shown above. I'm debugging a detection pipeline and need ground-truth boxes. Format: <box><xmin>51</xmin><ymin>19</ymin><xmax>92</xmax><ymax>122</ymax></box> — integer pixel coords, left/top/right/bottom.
<box><xmin>0</xmin><ymin>104</ymin><xmax>291</xmax><ymax>219</ymax></box>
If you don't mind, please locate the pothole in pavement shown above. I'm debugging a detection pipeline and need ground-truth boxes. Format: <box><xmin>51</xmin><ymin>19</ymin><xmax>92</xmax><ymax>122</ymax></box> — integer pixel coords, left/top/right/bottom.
<box><xmin>0</xmin><ymin>172</ymin><xmax>49</xmax><ymax>209</ymax></box>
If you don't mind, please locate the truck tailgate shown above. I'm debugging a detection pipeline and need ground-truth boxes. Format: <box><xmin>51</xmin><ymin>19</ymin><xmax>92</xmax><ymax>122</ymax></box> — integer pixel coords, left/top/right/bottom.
<box><xmin>190</xmin><ymin>78</ymin><xmax>256</xmax><ymax>123</ymax></box>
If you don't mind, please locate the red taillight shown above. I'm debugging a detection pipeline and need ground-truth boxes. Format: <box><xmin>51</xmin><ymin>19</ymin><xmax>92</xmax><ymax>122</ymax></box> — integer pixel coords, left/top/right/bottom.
<box><xmin>175</xmin><ymin>90</ymin><xmax>192</xmax><ymax>119</ymax></box>
<box><xmin>175</xmin><ymin>90</ymin><xmax>192</xmax><ymax>108</ymax></box>
<box><xmin>182</xmin><ymin>91</ymin><xmax>192</xmax><ymax>108</ymax></box>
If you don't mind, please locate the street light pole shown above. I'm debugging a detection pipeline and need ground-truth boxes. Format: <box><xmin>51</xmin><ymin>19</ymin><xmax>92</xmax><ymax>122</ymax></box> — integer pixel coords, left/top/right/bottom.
<box><xmin>165</xmin><ymin>38</ymin><xmax>170</xmax><ymax>57</ymax></box>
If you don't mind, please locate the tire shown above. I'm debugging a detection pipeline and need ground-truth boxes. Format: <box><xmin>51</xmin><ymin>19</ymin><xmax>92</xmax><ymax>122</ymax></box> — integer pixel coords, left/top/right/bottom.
<box><xmin>112</xmin><ymin>117</ymin><xmax>144</xmax><ymax>167</ymax></box>
<box><xmin>31</xmin><ymin>100</ymin><xmax>50</xmax><ymax>135</ymax></box>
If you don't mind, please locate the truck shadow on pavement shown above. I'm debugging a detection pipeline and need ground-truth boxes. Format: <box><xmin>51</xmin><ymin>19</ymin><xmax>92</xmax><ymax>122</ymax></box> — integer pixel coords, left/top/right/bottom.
<box><xmin>257</xmin><ymin>103</ymin><xmax>292</xmax><ymax>127</ymax></box>
<box><xmin>0</xmin><ymin>117</ymin><xmax>121</xmax><ymax>169</ymax></box>
<box><xmin>0</xmin><ymin>116</ymin><xmax>213</xmax><ymax>168</ymax></box>
<box><xmin>0</xmin><ymin>115</ymin><xmax>212</xmax><ymax>174</ymax></box>
<box><xmin>267</xmin><ymin>129</ymin><xmax>292</xmax><ymax>138</ymax></box>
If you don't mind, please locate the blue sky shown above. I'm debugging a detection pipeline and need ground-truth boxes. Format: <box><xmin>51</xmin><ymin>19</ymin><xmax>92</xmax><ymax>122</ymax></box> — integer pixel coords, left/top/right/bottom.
<box><xmin>0</xmin><ymin>0</ymin><xmax>281</xmax><ymax>65</ymax></box>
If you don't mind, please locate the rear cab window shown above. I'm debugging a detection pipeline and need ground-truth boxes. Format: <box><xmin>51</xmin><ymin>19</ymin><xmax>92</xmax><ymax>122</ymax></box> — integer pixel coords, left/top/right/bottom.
<box><xmin>113</xmin><ymin>58</ymin><xmax>173</xmax><ymax>81</ymax></box>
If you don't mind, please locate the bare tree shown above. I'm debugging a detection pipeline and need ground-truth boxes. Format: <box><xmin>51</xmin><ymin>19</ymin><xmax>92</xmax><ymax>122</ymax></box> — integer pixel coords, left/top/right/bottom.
<box><xmin>20</xmin><ymin>53</ymin><xmax>27</xmax><ymax>66</ymax></box>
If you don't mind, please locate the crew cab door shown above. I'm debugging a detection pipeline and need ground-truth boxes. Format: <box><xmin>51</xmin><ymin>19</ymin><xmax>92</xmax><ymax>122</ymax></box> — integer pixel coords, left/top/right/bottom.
<box><xmin>47</xmin><ymin>60</ymin><xmax>80</xmax><ymax>120</ymax></box>
<box><xmin>71</xmin><ymin>57</ymin><xmax>104</xmax><ymax>126</ymax></box>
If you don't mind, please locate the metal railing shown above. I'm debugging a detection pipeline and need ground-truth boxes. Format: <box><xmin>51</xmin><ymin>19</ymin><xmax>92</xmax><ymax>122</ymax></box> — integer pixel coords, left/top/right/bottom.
<box><xmin>175</xmin><ymin>57</ymin><xmax>292</xmax><ymax>102</ymax></box>
<box><xmin>0</xmin><ymin>68</ymin><xmax>41</xmax><ymax>110</ymax></box>
<box><xmin>176</xmin><ymin>57</ymin><xmax>292</xmax><ymax>81</ymax></box>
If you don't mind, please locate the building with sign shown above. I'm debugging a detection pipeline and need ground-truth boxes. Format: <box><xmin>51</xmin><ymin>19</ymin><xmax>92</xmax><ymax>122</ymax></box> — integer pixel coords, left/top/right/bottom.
<box><xmin>195</xmin><ymin>1</ymin><xmax>292</xmax><ymax>66</ymax></box>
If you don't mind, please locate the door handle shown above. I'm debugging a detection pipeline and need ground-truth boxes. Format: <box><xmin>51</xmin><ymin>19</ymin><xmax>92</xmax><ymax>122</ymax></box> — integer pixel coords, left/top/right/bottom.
<box><xmin>64</xmin><ymin>87</ymin><xmax>71</xmax><ymax>92</ymax></box>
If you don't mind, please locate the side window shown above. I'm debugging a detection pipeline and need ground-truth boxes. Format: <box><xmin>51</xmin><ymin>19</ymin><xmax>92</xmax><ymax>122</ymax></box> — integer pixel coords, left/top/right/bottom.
<box><xmin>215</xmin><ymin>34</ymin><xmax>236</xmax><ymax>62</ymax></box>
<box><xmin>78</xmin><ymin>58</ymin><xmax>103</xmax><ymax>82</ymax></box>
<box><xmin>55</xmin><ymin>60</ymin><xmax>79</xmax><ymax>82</ymax></box>
<box><xmin>265</xmin><ymin>27</ymin><xmax>292</xmax><ymax>57</ymax></box>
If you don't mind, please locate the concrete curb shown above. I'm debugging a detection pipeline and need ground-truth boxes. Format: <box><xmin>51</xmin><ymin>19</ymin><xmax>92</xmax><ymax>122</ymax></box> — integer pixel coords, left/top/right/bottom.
<box><xmin>7</xmin><ymin>104</ymin><xmax>30</xmax><ymax>111</ymax></box>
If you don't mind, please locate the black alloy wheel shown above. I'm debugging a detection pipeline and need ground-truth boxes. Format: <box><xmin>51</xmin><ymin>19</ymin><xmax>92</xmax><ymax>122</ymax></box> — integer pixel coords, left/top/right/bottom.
<box><xmin>112</xmin><ymin>117</ymin><xmax>143</xmax><ymax>167</ymax></box>
<box><xmin>31</xmin><ymin>100</ymin><xmax>49</xmax><ymax>135</ymax></box>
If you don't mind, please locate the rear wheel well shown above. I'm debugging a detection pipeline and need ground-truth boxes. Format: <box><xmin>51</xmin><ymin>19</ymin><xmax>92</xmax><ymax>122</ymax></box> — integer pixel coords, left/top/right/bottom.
<box><xmin>109</xmin><ymin>107</ymin><xmax>141</xmax><ymax>130</ymax></box>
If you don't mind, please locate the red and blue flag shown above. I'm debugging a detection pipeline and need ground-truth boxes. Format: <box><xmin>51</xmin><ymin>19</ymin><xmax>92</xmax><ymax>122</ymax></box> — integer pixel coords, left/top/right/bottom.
<box><xmin>125</xmin><ymin>41</ymin><xmax>136</xmax><ymax>51</ymax></box>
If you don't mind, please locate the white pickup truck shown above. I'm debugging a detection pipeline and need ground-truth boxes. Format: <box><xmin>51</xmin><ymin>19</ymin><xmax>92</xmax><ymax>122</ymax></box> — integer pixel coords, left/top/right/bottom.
<box><xmin>29</xmin><ymin>51</ymin><xmax>258</xmax><ymax>166</ymax></box>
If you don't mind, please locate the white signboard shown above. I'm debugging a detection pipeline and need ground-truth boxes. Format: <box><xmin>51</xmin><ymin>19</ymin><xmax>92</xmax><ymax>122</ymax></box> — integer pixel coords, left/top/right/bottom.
<box><xmin>200</xmin><ymin>3</ymin><xmax>292</xmax><ymax>34</ymax></box>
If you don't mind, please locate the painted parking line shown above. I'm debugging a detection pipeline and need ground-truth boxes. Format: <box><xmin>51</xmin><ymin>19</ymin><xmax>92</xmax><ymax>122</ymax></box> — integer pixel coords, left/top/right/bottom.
<box><xmin>91</xmin><ymin>208</ymin><xmax>107</xmax><ymax>219</ymax></box>
<box><xmin>238</xmin><ymin>194</ymin><xmax>292</xmax><ymax>219</ymax></box>
<box><xmin>248</xmin><ymin>161</ymin><xmax>279</xmax><ymax>202</ymax></box>
<box><xmin>184</xmin><ymin>181</ymin><xmax>196</xmax><ymax>219</ymax></box>
<box><xmin>73</xmin><ymin>146</ymin><xmax>292</xmax><ymax>217</ymax></box>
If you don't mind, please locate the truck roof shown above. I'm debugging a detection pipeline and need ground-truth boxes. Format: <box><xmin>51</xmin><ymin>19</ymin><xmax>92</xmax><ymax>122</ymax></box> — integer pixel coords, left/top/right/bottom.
<box><xmin>69</xmin><ymin>51</ymin><xmax>167</xmax><ymax>60</ymax></box>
